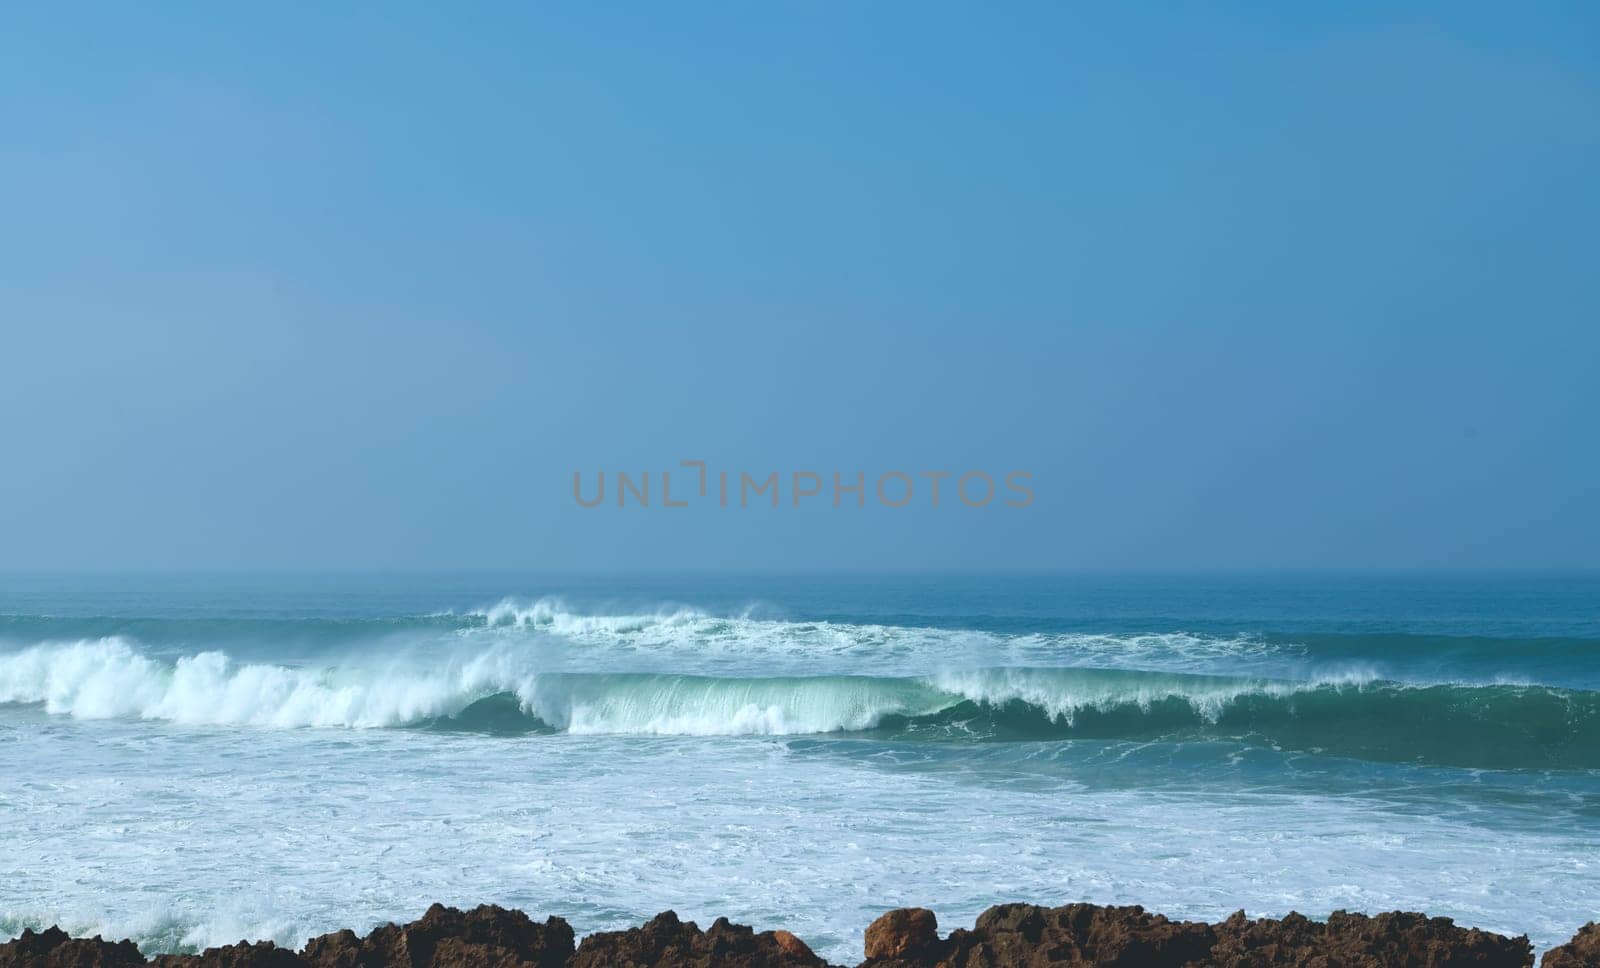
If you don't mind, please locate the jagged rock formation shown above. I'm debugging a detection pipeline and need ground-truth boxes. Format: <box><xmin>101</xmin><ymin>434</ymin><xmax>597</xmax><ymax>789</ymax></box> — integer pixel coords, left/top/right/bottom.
<box><xmin>569</xmin><ymin>911</ymin><xmax>824</xmax><ymax>967</ymax></box>
<box><xmin>150</xmin><ymin>941</ymin><xmax>300</xmax><ymax>968</ymax></box>
<box><xmin>0</xmin><ymin>927</ymin><xmax>146</xmax><ymax>968</ymax></box>
<box><xmin>0</xmin><ymin>901</ymin><xmax>1573</xmax><ymax>967</ymax></box>
<box><xmin>1541</xmin><ymin>922</ymin><xmax>1600</xmax><ymax>968</ymax></box>
<box><xmin>861</xmin><ymin>904</ymin><xmax>1216</xmax><ymax>967</ymax></box>
<box><xmin>860</xmin><ymin>903</ymin><xmax>1534</xmax><ymax>967</ymax></box>
<box><xmin>1210</xmin><ymin>910</ymin><xmax>1535</xmax><ymax>967</ymax></box>
<box><xmin>294</xmin><ymin>903</ymin><xmax>572</xmax><ymax>968</ymax></box>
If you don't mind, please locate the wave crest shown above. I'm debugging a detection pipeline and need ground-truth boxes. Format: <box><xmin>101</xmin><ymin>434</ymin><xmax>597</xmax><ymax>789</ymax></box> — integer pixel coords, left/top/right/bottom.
<box><xmin>0</xmin><ymin>638</ymin><xmax>521</xmax><ymax>728</ymax></box>
<box><xmin>2</xmin><ymin>639</ymin><xmax>1596</xmax><ymax>769</ymax></box>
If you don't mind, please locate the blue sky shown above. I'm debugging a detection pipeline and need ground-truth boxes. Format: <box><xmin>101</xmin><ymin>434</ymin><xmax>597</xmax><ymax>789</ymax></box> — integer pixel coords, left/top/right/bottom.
<box><xmin>1</xmin><ymin>3</ymin><xmax>1596</xmax><ymax>572</ymax></box>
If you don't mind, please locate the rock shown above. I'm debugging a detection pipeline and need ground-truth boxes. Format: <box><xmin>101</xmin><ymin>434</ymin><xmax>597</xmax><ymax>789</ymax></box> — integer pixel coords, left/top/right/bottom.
<box><xmin>298</xmin><ymin>903</ymin><xmax>572</xmax><ymax>968</ymax></box>
<box><xmin>0</xmin><ymin>901</ymin><xmax>1545</xmax><ymax>967</ymax></box>
<box><xmin>569</xmin><ymin>911</ymin><xmax>828</xmax><ymax>968</ymax></box>
<box><xmin>861</xmin><ymin>903</ymin><xmax>1532</xmax><ymax>968</ymax></box>
<box><xmin>1210</xmin><ymin>909</ymin><xmax>1533</xmax><ymax>967</ymax></box>
<box><xmin>941</xmin><ymin>903</ymin><xmax>1214</xmax><ymax>967</ymax></box>
<box><xmin>149</xmin><ymin>941</ymin><xmax>301</xmax><ymax>968</ymax></box>
<box><xmin>295</xmin><ymin>931</ymin><xmax>358</xmax><ymax>968</ymax></box>
<box><xmin>770</xmin><ymin>932</ymin><xmax>814</xmax><ymax>961</ymax></box>
<box><xmin>862</xmin><ymin>909</ymin><xmax>939</xmax><ymax>963</ymax></box>
<box><xmin>1543</xmin><ymin>922</ymin><xmax>1600</xmax><ymax>968</ymax></box>
<box><xmin>0</xmin><ymin>927</ymin><xmax>147</xmax><ymax>967</ymax></box>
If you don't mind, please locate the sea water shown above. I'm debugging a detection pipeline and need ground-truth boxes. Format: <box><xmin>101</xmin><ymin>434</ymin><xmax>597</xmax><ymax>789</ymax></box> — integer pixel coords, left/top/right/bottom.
<box><xmin>1</xmin><ymin>574</ymin><xmax>1596</xmax><ymax>961</ymax></box>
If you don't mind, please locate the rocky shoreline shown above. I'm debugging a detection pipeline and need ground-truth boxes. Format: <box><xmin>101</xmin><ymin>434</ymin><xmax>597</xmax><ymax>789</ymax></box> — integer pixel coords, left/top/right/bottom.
<box><xmin>3</xmin><ymin>901</ymin><xmax>1596</xmax><ymax>967</ymax></box>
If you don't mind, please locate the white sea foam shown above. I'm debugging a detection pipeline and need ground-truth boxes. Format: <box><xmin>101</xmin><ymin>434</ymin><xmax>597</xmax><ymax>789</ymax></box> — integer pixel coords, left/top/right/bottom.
<box><xmin>1</xmin><ymin>613</ymin><xmax>1594</xmax><ymax>962</ymax></box>
<box><xmin>0</xmin><ymin>638</ymin><xmax>524</xmax><ymax>728</ymax></box>
<box><xmin>452</xmin><ymin>597</ymin><xmax>1294</xmax><ymax>679</ymax></box>
<box><xmin>1</xmin><ymin>718</ymin><xmax>1586</xmax><ymax>960</ymax></box>
<box><xmin>928</xmin><ymin>666</ymin><xmax>1378</xmax><ymax>724</ymax></box>
<box><xmin>0</xmin><ymin>637</ymin><xmax>948</xmax><ymax>733</ymax></box>
<box><xmin>0</xmin><ymin>637</ymin><xmax>1383</xmax><ymax>736</ymax></box>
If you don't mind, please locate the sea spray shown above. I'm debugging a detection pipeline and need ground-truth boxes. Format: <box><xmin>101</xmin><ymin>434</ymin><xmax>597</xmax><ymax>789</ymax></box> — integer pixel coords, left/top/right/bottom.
<box><xmin>3</xmin><ymin>576</ymin><xmax>1598</xmax><ymax>960</ymax></box>
<box><xmin>4</xmin><ymin>638</ymin><xmax>1598</xmax><ymax>768</ymax></box>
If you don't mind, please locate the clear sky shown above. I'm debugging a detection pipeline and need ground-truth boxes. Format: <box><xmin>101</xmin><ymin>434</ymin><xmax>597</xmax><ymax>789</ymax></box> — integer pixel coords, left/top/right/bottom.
<box><xmin>1</xmin><ymin>3</ymin><xmax>1596</xmax><ymax>573</ymax></box>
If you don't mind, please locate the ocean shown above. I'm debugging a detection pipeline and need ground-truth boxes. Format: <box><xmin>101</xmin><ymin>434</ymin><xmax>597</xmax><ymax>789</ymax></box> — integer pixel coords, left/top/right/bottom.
<box><xmin>1</xmin><ymin>573</ymin><xmax>1596</xmax><ymax>961</ymax></box>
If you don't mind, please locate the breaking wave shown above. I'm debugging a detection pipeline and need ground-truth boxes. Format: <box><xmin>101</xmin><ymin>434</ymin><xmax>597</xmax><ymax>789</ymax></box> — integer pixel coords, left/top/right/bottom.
<box><xmin>7</xmin><ymin>597</ymin><xmax>1597</xmax><ymax>689</ymax></box>
<box><xmin>2</xmin><ymin>638</ymin><xmax>1596</xmax><ymax>769</ymax></box>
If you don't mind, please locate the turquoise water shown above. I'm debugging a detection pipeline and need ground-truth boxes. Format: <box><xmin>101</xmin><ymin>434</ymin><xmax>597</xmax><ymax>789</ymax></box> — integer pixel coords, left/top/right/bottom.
<box><xmin>1</xmin><ymin>574</ymin><xmax>1596</xmax><ymax>959</ymax></box>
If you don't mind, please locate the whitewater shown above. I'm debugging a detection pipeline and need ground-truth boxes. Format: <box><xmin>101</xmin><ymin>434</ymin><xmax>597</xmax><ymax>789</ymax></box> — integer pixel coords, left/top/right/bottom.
<box><xmin>2</xmin><ymin>575</ymin><xmax>1597</xmax><ymax>961</ymax></box>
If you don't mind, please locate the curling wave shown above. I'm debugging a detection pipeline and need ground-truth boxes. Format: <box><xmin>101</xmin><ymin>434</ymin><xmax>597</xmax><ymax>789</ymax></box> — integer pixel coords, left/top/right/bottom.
<box><xmin>1</xmin><ymin>638</ymin><xmax>1597</xmax><ymax>769</ymax></box>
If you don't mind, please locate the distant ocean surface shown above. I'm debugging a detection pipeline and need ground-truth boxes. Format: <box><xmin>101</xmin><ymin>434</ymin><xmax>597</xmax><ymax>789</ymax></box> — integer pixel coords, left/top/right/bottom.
<box><xmin>2</xmin><ymin>574</ymin><xmax>1597</xmax><ymax>960</ymax></box>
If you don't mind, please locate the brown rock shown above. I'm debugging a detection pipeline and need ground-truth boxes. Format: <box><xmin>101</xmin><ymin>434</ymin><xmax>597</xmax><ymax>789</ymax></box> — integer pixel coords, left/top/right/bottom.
<box><xmin>0</xmin><ymin>901</ymin><xmax>1545</xmax><ymax>968</ymax></box>
<box><xmin>1210</xmin><ymin>909</ymin><xmax>1533</xmax><ymax>967</ymax></box>
<box><xmin>1543</xmin><ymin>921</ymin><xmax>1600</xmax><ymax>968</ymax></box>
<box><xmin>569</xmin><ymin>911</ymin><xmax>828</xmax><ymax>968</ymax></box>
<box><xmin>149</xmin><ymin>941</ymin><xmax>302</xmax><ymax>968</ymax></box>
<box><xmin>0</xmin><ymin>927</ymin><xmax>146</xmax><ymax>968</ymax></box>
<box><xmin>770</xmin><ymin>932</ymin><xmax>814</xmax><ymax>961</ymax></box>
<box><xmin>862</xmin><ymin>909</ymin><xmax>939</xmax><ymax>963</ymax></box>
<box><xmin>861</xmin><ymin>903</ymin><xmax>1532</xmax><ymax>968</ymax></box>
<box><xmin>295</xmin><ymin>931</ymin><xmax>358</xmax><ymax>968</ymax></box>
<box><xmin>938</xmin><ymin>903</ymin><xmax>1215</xmax><ymax>967</ymax></box>
<box><xmin>299</xmin><ymin>904</ymin><xmax>572</xmax><ymax>968</ymax></box>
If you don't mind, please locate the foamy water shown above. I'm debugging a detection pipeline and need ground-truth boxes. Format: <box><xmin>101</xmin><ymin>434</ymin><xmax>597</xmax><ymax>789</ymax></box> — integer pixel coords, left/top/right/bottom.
<box><xmin>2</xmin><ymin>577</ymin><xmax>1597</xmax><ymax>960</ymax></box>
